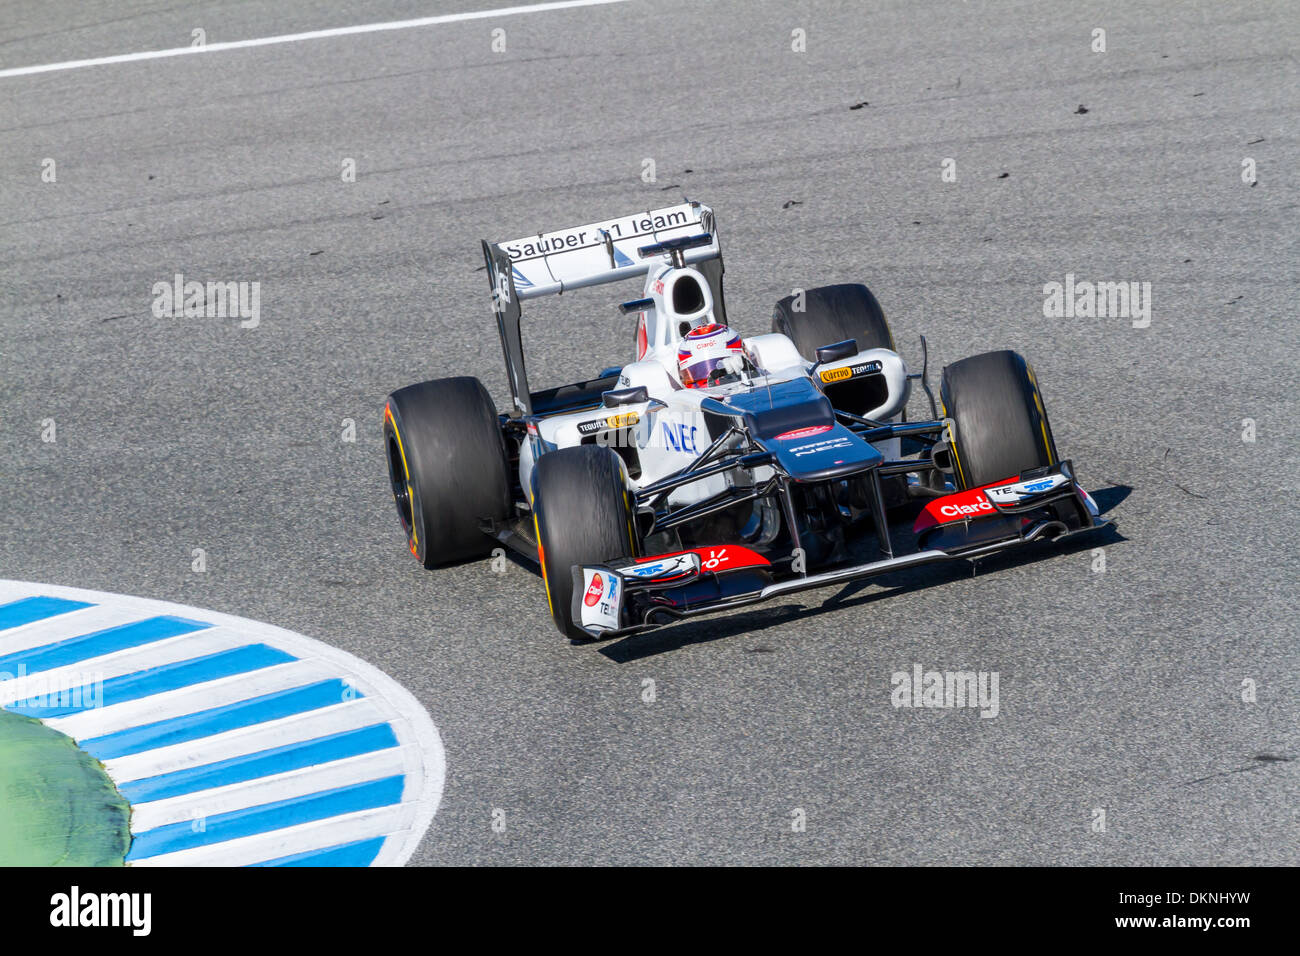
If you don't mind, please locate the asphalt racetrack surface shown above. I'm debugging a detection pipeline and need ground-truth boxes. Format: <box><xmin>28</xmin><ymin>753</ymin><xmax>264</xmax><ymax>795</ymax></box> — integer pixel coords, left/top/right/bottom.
<box><xmin>1</xmin><ymin>0</ymin><xmax>1296</xmax><ymax>865</ymax></box>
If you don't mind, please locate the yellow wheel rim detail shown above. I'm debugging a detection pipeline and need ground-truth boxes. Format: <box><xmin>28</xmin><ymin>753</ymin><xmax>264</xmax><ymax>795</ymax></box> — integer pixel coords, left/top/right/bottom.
<box><xmin>534</xmin><ymin>512</ymin><xmax>554</xmax><ymax>617</ymax></box>
<box><xmin>1026</xmin><ymin>365</ymin><xmax>1056</xmax><ymax>464</ymax></box>
<box><xmin>384</xmin><ymin>404</ymin><xmax>419</xmax><ymax>556</ymax></box>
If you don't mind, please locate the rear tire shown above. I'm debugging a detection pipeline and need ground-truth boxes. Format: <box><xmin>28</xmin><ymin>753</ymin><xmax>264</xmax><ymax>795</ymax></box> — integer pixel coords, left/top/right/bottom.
<box><xmin>772</xmin><ymin>283</ymin><xmax>895</xmax><ymax>360</ymax></box>
<box><xmin>939</xmin><ymin>350</ymin><xmax>1058</xmax><ymax>490</ymax></box>
<box><xmin>383</xmin><ymin>376</ymin><xmax>512</xmax><ymax>567</ymax></box>
<box><xmin>532</xmin><ymin>445</ymin><xmax>637</xmax><ymax>640</ymax></box>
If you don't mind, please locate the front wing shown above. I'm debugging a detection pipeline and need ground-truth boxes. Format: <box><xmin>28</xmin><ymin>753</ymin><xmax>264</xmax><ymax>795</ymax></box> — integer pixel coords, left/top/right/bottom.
<box><xmin>569</xmin><ymin>461</ymin><xmax>1110</xmax><ymax>640</ymax></box>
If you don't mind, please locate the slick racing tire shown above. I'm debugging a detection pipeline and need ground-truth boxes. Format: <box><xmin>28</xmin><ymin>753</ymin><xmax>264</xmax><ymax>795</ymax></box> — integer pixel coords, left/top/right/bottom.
<box><xmin>772</xmin><ymin>283</ymin><xmax>895</xmax><ymax>360</ymax></box>
<box><xmin>532</xmin><ymin>445</ymin><xmax>637</xmax><ymax>641</ymax></box>
<box><xmin>383</xmin><ymin>376</ymin><xmax>512</xmax><ymax>568</ymax></box>
<box><xmin>939</xmin><ymin>350</ymin><xmax>1059</xmax><ymax>490</ymax></box>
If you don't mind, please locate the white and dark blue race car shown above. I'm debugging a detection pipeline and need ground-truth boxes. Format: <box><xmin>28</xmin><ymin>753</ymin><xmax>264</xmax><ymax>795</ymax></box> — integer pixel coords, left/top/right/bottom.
<box><xmin>384</xmin><ymin>202</ymin><xmax>1110</xmax><ymax>641</ymax></box>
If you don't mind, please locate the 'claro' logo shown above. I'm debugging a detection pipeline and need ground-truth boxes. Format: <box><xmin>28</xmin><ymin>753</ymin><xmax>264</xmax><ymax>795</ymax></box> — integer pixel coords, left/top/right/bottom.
<box><xmin>940</xmin><ymin>499</ymin><xmax>993</xmax><ymax>518</ymax></box>
<box><xmin>584</xmin><ymin>573</ymin><xmax>605</xmax><ymax>607</ymax></box>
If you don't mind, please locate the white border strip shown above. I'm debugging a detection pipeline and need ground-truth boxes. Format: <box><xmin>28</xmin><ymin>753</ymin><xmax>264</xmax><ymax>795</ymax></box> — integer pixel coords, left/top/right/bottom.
<box><xmin>105</xmin><ymin>699</ymin><xmax>384</xmax><ymax>783</ymax></box>
<box><xmin>45</xmin><ymin>659</ymin><xmax>335</xmax><ymax>739</ymax></box>
<box><xmin>130</xmin><ymin>804</ymin><xmax>418</xmax><ymax>867</ymax></box>
<box><xmin>0</xmin><ymin>580</ymin><xmax>444</xmax><ymax>868</ymax></box>
<box><xmin>0</xmin><ymin>629</ymin><xmax>263</xmax><ymax>707</ymax></box>
<box><xmin>129</xmin><ymin>748</ymin><xmax>406</xmax><ymax>831</ymax></box>
<box><xmin>0</xmin><ymin>0</ymin><xmax>635</xmax><ymax>79</ymax></box>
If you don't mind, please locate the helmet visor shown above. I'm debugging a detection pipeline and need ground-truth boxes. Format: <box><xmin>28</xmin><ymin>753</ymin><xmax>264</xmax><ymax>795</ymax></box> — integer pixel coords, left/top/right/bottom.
<box><xmin>679</xmin><ymin>355</ymin><xmax>729</xmax><ymax>388</ymax></box>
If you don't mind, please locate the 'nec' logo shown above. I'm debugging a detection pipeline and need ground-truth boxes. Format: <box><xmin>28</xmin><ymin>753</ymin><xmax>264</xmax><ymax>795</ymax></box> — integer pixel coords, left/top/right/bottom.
<box><xmin>660</xmin><ymin>422</ymin><xmax>697</xmax><ymax>454</ymax></box>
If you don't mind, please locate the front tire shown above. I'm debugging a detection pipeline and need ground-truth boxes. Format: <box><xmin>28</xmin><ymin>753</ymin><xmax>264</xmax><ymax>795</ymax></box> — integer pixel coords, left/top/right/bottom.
<box><xmin>383</xmin><ymin>376</ymin><xmax>512</xmax><ymax>567</ymax></box>
<box><xmin>772</xmin><ymin>282</ymin><xmax>895</xmax><ymax>360</ymax></box>
<box><xmin>939</xmin><ymin>350</ymin><xmax>1058</xmax><ymax>490</ymax></box>
<box><xmin>532</xmin><ymin>445</ymin><xmax>637</xmax><ymax>640</ymax></box>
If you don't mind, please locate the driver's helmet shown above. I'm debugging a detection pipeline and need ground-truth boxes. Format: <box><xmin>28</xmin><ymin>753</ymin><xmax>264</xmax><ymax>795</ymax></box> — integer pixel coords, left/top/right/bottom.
<box><xmin>677</xmin><ymin>323</ymin><xmax>743</xmax><ymax>388</ymax></box>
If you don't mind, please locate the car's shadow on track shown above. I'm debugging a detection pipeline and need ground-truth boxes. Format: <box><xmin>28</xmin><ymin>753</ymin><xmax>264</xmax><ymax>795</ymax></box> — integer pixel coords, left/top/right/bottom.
<box><xmin>597</xmin><ymin>485</ymin><xmax>1131</xmax><ymax>663</ymax></box>
<box><xmin>1089</xmin><ymin>485</ymin><xmax>1132</xmax><ymax>514</ymax></box>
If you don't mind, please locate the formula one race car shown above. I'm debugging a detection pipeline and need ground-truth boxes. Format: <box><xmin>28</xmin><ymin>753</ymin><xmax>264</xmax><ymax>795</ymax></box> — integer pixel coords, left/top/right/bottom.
<box><xmin>384</xmin><ymin>202</ymin><xmax>1110</xmax><ymax>640</ymax></box>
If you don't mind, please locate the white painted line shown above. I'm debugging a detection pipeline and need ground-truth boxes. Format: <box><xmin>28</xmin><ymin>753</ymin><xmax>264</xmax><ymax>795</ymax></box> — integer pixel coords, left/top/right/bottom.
<box><xmin>106</xmin><ymin>698</ymin><xmax>384</xmax><ymax>783</ymax></box>
<box><xmin>0</xmin><ymin>604</ymin><xmax>145</xmax><ymax>656</ymax></box>
<box><xmin>0</xmin><ymin>628</ymin><xmax>258</xmax><ymax>707</ymax></box>
<box><xmin>130</xmin><ymin>803</ymin><xmax>418</xmax><ymax>867</ymax></box>
<box><xmin>0</xmin><ymin>0</ymin><xmax>636</xmax><ymax>79</ymax></box>
<box><xmin>129</xmin><ymin>748</ymin><xmax>405</xmax><ymax>831</ymax></box>
<box><xmin>45</xmin><ymin>659</ymin><xmax>336</xmax><ymax>740</ymax></box>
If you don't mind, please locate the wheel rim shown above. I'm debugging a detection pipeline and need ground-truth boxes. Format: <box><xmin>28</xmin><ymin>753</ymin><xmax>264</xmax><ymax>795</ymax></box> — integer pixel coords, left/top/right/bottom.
<box><xmin>386</xmin><ymin>431</ymin><xmax>414</xmax><ymax>537</ymax></box>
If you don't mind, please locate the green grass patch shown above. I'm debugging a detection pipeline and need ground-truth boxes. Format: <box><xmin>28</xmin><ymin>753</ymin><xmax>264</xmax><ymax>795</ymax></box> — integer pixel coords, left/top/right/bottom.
<box><xmin>0</xmin><ymin>710</ymin><xmax>130</xmax><ymax>866</ymax></box>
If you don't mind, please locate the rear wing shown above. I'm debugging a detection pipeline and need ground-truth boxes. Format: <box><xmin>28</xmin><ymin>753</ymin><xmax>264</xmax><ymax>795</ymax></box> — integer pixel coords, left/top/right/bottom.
<box><xmin>488</xmin><ymin>201</ymin><xmax>718</xmax><ymax>300</ymax></box>
<box><xmin>482</xmin><ymin>201</ymin><xmax>725</xmax><ymax>416</ymax></box>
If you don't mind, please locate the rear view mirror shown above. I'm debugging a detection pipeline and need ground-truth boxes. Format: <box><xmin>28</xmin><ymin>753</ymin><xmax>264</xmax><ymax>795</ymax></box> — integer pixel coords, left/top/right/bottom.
<box><xmin>618</xmin><ymin>297</ymin><xmax>654</xmax><ymax>315</ymax></box>
<box><xmin>603</xmin><ymin>386</ymin><xmax>649</xmax><ymax>408</ymax></box>
<box><xmin>815</xmin><ymin>339</ymin><xmax>858</xmax><ymax>365</ymax></box>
